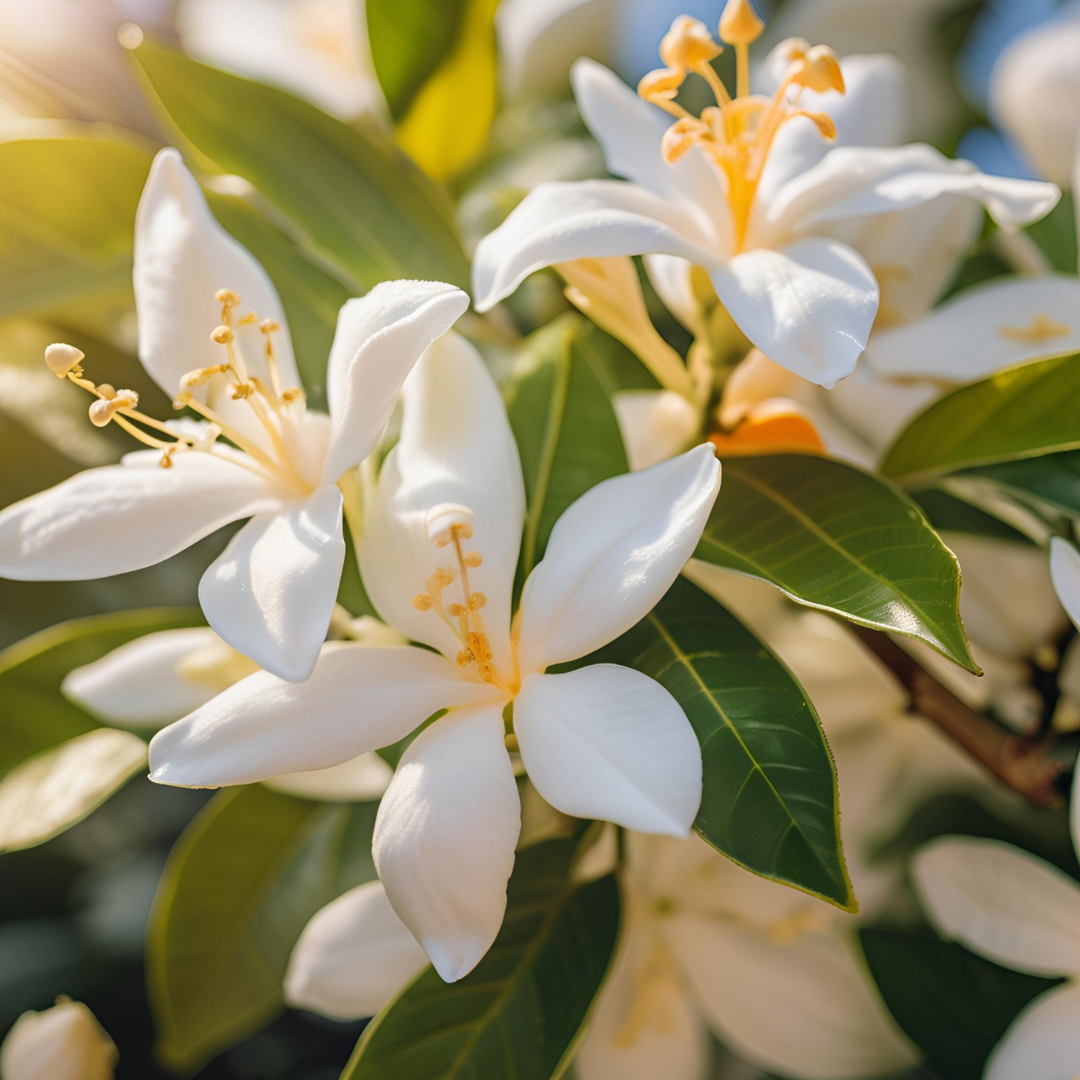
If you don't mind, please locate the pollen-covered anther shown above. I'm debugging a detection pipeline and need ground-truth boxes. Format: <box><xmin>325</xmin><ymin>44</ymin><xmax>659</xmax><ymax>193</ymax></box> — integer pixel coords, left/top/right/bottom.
<box><xmin>662</xmin><ymin>118</ymin><xmax>707</xmax><ymax>163</ymax></box>
<box><xmin>638</xmin><ymin>67</ymin><xmax>685</xmax><ymax>103</ymax></box>
<box><xmin>214</xmin><ymin>288</ymin><xmax>240</xmax><ymax>307</ymax></box>
<box><xmin>259</xmin><ymin>318</ymin><xmax>281</xmax><ymax>335</ymax></box>
<box><xmin>719</xmin><ymin>0</ymin><xmax>764</xmax><ymax>46</ymax></box>
<box><xmin>456</xmin><ymin>648</ymin><xmax>475</xmax><ymax>667</ymax></box>
<box><xmin>44</xmin><ymin>342</ymin><xmax>85</xmax><ymax>378</ymax></box>
<box><xmin>180</xmin><ymin>364</ymin><xmax>228</xmax><ymax>391</ymax></box>
<box><xmin>426</xmin><ymin>503</ymin><xmax>475</xmax><ymax>547</ymax></box>
<box><xmin>88</xmin><ymin>388</ymin><xmax>139</xmax><ymax>428</ymax></box>
<box><xmin>659</xmin><ymin>15</ymin><xmax>721</xmax><ymax>72</ymax></box>
<box><xmin>467</xmin><ymin>592</ymin><xmax>487</xmax><ymax>611</ymax></box>
<box><xmin>463</xmin><ymin>551</ymin><xmax>482</xmax><ymax>568</ymax></box>
<box><xmin>412</xmin><ymin>593</ymin><xmax>434</xmax><ymax>612</ymax></box>
<box><xmin>210</xmin><ymin>325</ymin><xmax>234</xmax><ymax>345</ymax></box>
<box><xmin>280</xmin><ymin>387</ymin><xmax>305</xmax><ymax>406</ymax></box>
<box><xmin>231</xmin><ymin>382</ymin><xmax>254</xmax><ymax>400</ymax></box>
<box><xmin>793</xmin><ymin>45</ymin><xmax>845</xmax><ymax>95</ymax></box>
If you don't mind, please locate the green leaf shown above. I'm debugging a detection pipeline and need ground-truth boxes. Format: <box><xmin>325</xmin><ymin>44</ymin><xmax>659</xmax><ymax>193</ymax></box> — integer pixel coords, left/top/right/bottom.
<box><xmin>148</xmin><ymin>786</ymin><xmax>377</xmax><ymax>1070</ymax></box>
<box><xmin>343</xmin><ymin>839</ymin><xmax>619</xmax><ymax>1080</ymax></box>
<box><xmin>913</xmin><ymin>489</ymin><xmax>1034</xmax><ymax>545</ymax></box>
<box><xmin>369</xmin><ymin>0</ymin><xmax>499</xmax><ymax>180</ymax></box>
<box><xmin>695</xmin><ymin>454</ymin><xmax>977</xmax><ymax>672</ymax></box>
<box><xmin>0</xmin><ymin>729</ymin><xmax>147</xmax><ymax>853</ymax></box>
<box><xmin>505</xmin><ymin>315</ymin><xmax>629</xmax><ymax>580</ymax></box>
<box><xmin>584</xmin><ymin>576</ymin><xmax>853</xmax><ymax>910</ymax></box>
<box><xmin>861</xmin><ymin>928</ymin><xmax>1061</xmax><ymax>1080</ymax></box>
<box><xmin>881</xmin><ymin>352</ymin><xmax>1080</xmax><ymax>486</ymax></box>
<box><xmin>130</xmin><ymin>37</ymin><xmax>470</xmax><ymax>290</ymax></box>
<box><xmin>965</xmin><ymin>450</ymin><xmax>1080</xmax><ymax>519</ymax></box>
<box><xmin>0</xmin><ymin>609</ymin><xmax>201</xmax><ymax>775</ymax></box>
<box><xmin>0</xmin><ymin>127</ymin><xmax>152</xmax><ymax>319</ymax></box>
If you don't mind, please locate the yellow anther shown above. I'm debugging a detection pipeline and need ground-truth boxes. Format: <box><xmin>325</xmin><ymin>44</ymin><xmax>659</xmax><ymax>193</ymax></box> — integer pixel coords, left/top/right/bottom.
<box><xmin>426</xmin><ymin>503</ymin><xmax>475</xmax><ymax>547</ymax></box>
<box><xmin>211</xmin><ymin>325</ymin><xmax>234</xmax><ymax>345</ymax></box>
<box><xmin>794</xmin><ymin>45</ymin><xmax>844</xmax><ymax>94</ymax></box>
<box><xmin>88</xmin><ymin>399</ymin><xmax>114</xmax><ymax>427</ymax></box>
<box><xmin>662</xmin><ymin>117</ymin><xmax>706</xmax><ymax>163</ymax></box>
<box><xmin>88</xmin><ymin>389</ymin><xmax>137</xmax><ymax>428</ymax></box>
<box><xmin>180</xmin><ymin>364</ymin><xmax>229</xmax><ymax>391</ymax></box>
<box><xmin>638</xmin><ymin>67</ymin><xmax>685</xmax><ymax>102</ymax></box>
<box><xmin>427</xmin><ymin>568</ymin><xmax>455</xmax><ymax>593</ymax></box>
<box><xmin>798</xmin><ymin>111</ymin><xmax>837</xmax><ymax>139</ymax></box>
<box><xmin>659</xmin><ymin>15</ymin><xmax>721</xmax><ymax>72</ymax></box>
<box><xmin>280</xmin><ymin>387</ymin><xmax>305</xmax><ymax>405</ymax></box>
<box><xmin>447</xmin><ymin>603</ymin><xmax>466</xmax><ymax>618</ymax></box>
<box><xmin>214</xmin><ymin>289</ymin><xmax>239</xmax><ymax>306</ymax></box>
<box><xmin>238</xmin><ymin>312</ymin><xmax>259</xmax><ymax>325</ymax></box>
<box><xmin>159</xmin><ymin>446</ymin><xmax>177</xmax><ymax>469</ymax></box>
<box><xmin>719</xmin><ymin>0</ymin><xmax>764</xmax><ymax>46</ymax></box>
<box><xmin>413</xmin><ymin>593</ymin><xmax>433</xmax><ymax>611</ymax></box>
<box><xmin>45</xmin><ymin>342</ymin><xmax>84</xmax><ymax>377</ymax></box>
<box><xmin>96</xmin><ymin>383</ymin><xmax>116</xmax><ymax>400</ymax></box>
<box><xmin>463</xmin><ymin>551</ymin><xmax>483</xmax><ymax>568</ymax></box>
<box><xmin>468</xmin><ymin>592</ymin><xmax>487</xmax><ymax>611</ymax></box>
<box><xmin>260</xmin><ymin>318</ymin><xmax>281</xmax><ymax>335</ymax></box>
<box><xmin>457</xmin><ymin>648</ymin><xmax>475</xmax><ymax>667</ymax></box>
<box><xmin>231</xmin><ymin>383</ymin><xmax>254</xmax><ymax>400</ymax></box>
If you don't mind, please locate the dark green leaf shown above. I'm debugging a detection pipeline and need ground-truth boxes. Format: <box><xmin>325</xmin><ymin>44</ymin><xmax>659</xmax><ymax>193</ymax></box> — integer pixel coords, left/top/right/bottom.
<box><xmin>881</xmin><ymin>352</ymin><xmax>1080</xmax><ymax>486</ymax></box>
<box><xmin>913</xmin><ymin>489</ymin><xmax>1034</xmax><ymax>544</ymax></box>
<box><xmin>342</xmin><ymin>839</ymin><xmax>619</xmax><ymax>1080</ymax></box>
<box><xmin>861</xmin><ymin>928</ymin><xmax>1060</xmax><ymax>1080</ymax></box>
<box><xmin>130</xmin><ymin>38</ymin><xmax>470</xmax><ymax>290</ymax></box>
<box><xmin>696</xmin><ymin>454</ymin><xmax>977</xmax><ymax>672</ymax></box>
<box><xmin>148</xmin><ymin>787</ymin><xmax>377</xmax><ymax>1070</ymax></box>
<box><xmin>965</xmin><ymin>450</ymin><xmax>1080</xmax><ymax>519</ymax></box>
<box><xmin>505</xmin><ymin>315</ymin><xmax>629</xmax><ymax>580</ymax></box>
<box><xmin>584</xmin><ymin>576</ymin><xmax>853</xmax><ymax>910</ymax></box>
<box><xmin>0</xmin><ymin>608</ymin><xmax>201</xmax><ymax>775</ymax></box>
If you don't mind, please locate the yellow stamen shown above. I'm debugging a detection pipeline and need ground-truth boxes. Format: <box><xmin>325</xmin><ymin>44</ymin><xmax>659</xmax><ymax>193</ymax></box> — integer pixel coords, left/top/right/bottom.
<box><xmin>44</xmin><ymin>342</ymin><xmax>84</xmax><ymax>378</ymax></box>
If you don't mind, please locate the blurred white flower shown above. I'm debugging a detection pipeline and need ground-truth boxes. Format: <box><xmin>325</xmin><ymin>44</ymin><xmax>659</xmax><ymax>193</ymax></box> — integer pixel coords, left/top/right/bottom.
<box><xmin>0</xmin><ymin>149</ymin><xmax>469</xmax><ymax>682</ymax></box>
<box><xmin>149</xmin><ymin>330</ymin><xmax>719</xmax><ymax>982</ymax></box>
<box><xmin>0</xmin><ymin>998</ymin><xmax>118</xmax><ymax>1080</ymax></box>
<box><xmin>914</xmin><ymin>782</ymin><xmax>1080</xmax><ymax>1079</ymax></box>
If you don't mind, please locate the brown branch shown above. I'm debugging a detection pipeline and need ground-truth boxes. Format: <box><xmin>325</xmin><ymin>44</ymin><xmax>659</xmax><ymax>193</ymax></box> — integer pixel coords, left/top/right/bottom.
<box><xmin>854</xmin><ymin>627</ymin><xmax>1065</xmax><ymax>810</ymax></box>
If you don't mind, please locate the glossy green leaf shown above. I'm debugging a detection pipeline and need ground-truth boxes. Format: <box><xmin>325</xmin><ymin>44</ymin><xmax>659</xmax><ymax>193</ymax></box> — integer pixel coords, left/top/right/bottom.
<box><xmin>881</xmin><ymin>352</ymin><xmax>1080</xmax><ymax>486</ymax></box>
<box><xmin>965</xmin><ymin>450</ymin><xmax>1080</xmax><ymax>518</ymax></box>
<box><xmin>584</xmin><ymin>576</ymin><xmax>853</xmax><ymax>910</ymax></box>
<box><xmin>0</xmin><ymin>729</ymin><xmax>147</xmax><ymax>853</ymax></box>
<box><xmin>131</xmin><ymin>38</ymin><xmax>470</xmax><ymax>290</ymax></box>
<box><xmin>0</xmin><ymin>609</ymin><xmax>201</xmax><ymax>775</ymax></box>
<box><xmin>343</xmin><ymin>839</ymin><xmax>619</xmax><ymax>1080</ymax></box>
<box><xmin>696</xmin><ymin>454</ymin><xmax>977</xmax><ymax>672</ymax></box>
<box><xmin>913</xmin><ymin>489</ymin><xmax>1034</xmax><ymax>545</ymax></box>
<box><xmin>148</xmin><ymin>786</ymin><xmax>377</xmax><ymax>1070</ymax></box>
<box><xmin>861</xmin><ymin>928</ymin><xmax>1060</xmax><ymax>1080</ymax></box>
<box><xmin>505</xmin><ymin>315</ymin><xmax>629</xmax><ymax>580</ymax></box>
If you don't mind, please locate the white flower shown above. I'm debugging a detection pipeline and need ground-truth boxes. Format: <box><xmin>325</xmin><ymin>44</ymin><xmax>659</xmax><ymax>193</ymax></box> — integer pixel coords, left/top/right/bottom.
<box><xmin>0</xmin><ymin>149</ymin><xmax>469</xmax><ymax>683</ymax></box>
<box><xmin>0</xmin><ymin>998</ymin><xmax>118</xmax><ymax>1080</ymax></box>
<box><xmin>472</xmin><ymin>7</ymin><xmax>1057</xmax><ymax>388</ymax></box>
<box><xmin>61</xmin><ymin>622</ymin><xmax>395</xmax><ymax>801</ymax></box>
<box><xmin>914</xmin><ymin>781</ymin><xmax>1080</xmax><ymax>1079</ymax></box>
<box><xmin>149</xmin><ymin>329</ymin><xmax>719</xmax><ymax>982</ymax></box>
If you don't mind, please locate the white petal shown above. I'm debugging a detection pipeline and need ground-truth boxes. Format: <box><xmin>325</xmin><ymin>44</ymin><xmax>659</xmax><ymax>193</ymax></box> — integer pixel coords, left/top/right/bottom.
<box><xmin>374</xmin><ymin>703</ymin><xmax>519</xmax><ymax>982</ymax></box>
<box><xmin>514</xmin><ymin>665</ymin><xmax>702</xmax><ymax>836</ymax></box>
<box><xmin>284</xmin><ymin>880</ymin><xmax>428</xmax><ymax>1020</ymax></box>
<box><xmin>571</xmin><ymin>59</ymin><xmax>733</xmax><ymax>248</ymax></box>
<box><xmin>199</xmin><ymin>485</ymin><xmax>345</xmax><ymax>682</ymax></box>
<box><xmin>517</xmin><ymin>444</ymin><xmax>719</xmax><ymax>670</ymax></box>
<box><xmin>149</xmin><ymin>644</ymin><xmax>497</xmax><ymax>788</ymax></box>
<box><xmin>868</xmin><ymin>275</ymin><xmax>1080</xmax><ymax>382</ymax></box>
<box><xmin>914</xmin><ymin>837</ymin><xmax>1080</xmax><ymax>977</ymax></box>
<box><xmin>985</xmin><ymin>981</ymin><xmax>1080</xmax><ymax>1080</ymax></box>
<box><xmin>1049</xmin><ymin>540</ymin><xmax>1080</xmax><ymax>642</ymax></box>
<box><xmin>613</xmin><ymin>390</ymin><xmax>701</xmax><ymax>471</ymax></box>
<box><xmin>472</xmin><ymin>180</ymin><xmax>720</xmax><ymax>312</ymax></box>
<box><xmin>264</xmin><ymin>752</ymin><xmax>392</xmax><ymax>802</ymax></box>
<box><xmin>764</xmin><ymin>143</ymin><xmax>1060</xmax><ymax>240</ymax></box>
<box><xmin>134</xmin><ymin>149</ymin><xmax>299</xmax><ymax>400</ymax></box>
<box><xmin>710</xmin><ymin>238</ymin><xmax>878</xmax><ymax>388</ymax></box>
<box><xmin>360</xmin><ymin>333</ymin><xmax>525</xmax><ymax>678</ymax></box>
<box><xmin>61</xmin><ymin>627</ymin><xmax>227</xmax><ymax>729</ymax></box>
<box><xmin>666</xmin><ymin>915</ymin><xmax>916</xmax><ymax>1080</ymax></box>
<box><xmin>321</xmin><ymin>280</ymin><xmax>469</xmax><ymax>485</ymax></box>
<box><xmin>0</xmin><ymin>450</ymin><xmax>277</xmax><ymax>581</ymax></box>
<box><xmin>0</xmin><ymin>999</ymin><xmax>118</xmax><ymax>1080</ymax></box>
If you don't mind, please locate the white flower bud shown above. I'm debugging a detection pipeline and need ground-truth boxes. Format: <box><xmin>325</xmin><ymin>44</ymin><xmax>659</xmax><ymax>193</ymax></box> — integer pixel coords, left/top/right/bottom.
<box><xmin>0</xmin><ymin>999</ymin><xmax>118</xmax><ymax>1080</ymax></box>
<box><xmin>44</xmin><ymin>343</ymin><xmax>84</xmax><ymax>377</ymax></box>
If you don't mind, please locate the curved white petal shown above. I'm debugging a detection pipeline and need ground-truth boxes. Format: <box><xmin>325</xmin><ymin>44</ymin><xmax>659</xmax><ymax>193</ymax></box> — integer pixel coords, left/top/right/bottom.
<box><xmin>0</xmin><ymin>998</ymin><xmax>118</xmax><ymax>1080</ymax></box>
<box><xmin>571</xmin><ymin>58</ymin><xmax>733</xmax><ymax>247</ymax></box>
<box><xmin>1050</xmin><ymin>539</ymin><xmax>1080</xmax><ymax>639</ymax></box>
<box><xmin>61</xmin><ymin>627</ymin><xmax>227</xmax><ymax>729</ymax></box>
<box><xmin>374</xmin><ymin>703</ymin><xmax>519</xmax><ymax>983</ymax></box>
<box><xmin>472</xmin><ymin>180</ymin><xmax>720</xmax><ymax>312</ymax></box>
<box><xmin>517</xmin><ymin>444</ymin><xmax>719</xmax><ymax>671</ymax></box>
<box><xmin>613</xmin><ymin>390</ymin><xmax>701</xmax><ymax>471</ymax></box>
<box><xmin>264</xmin><ymin>752</ymin><xmax>392</xmax><ymax>802</ymax></box>
<box><xmin>514</xmin><ymin>665</ymin><xmax>702</xmax><ymax>836</ymax></box>
<box><xmin>284</xmin><ymin>880</ymin><xmax>428</xmax><ymax>1020</ymax></box>
<box><xmin>321</xmin><ymin>280</ymin><xmax>469</xmax><ymax>485</ymax></box>
<box><xmin>149</xmin><ymin>644</ymin><xmax>497</xmax><ymax>788</ymax></box>
<box><xmin>868</xmin><ymin>275</ymin><xmax>1080</xmax><ymax>382</ymax></box>
<box><xmin>0</xmin><ymin>450</ymin><xmax>278</xmax><ymax>582</ymax></box>
<box><xmin>711</xmin><ymin>238</ymin><xmax>878</xmax><ymax>388</ymax></box>
<box><xmin>914</xmin><ymin>837</ymin><xmax>1080</xmax><ymax>978</ymax></box>
<box><xmin>134</xmin><ymin>149</ymin><xmax>299</xmax><ymax>400</ymax></box>
<box><xmin>764</xmin><ymin>143</ymin><xmax>1060</xmax><ymax>240</ymax></box>
<box><xmin>199</xmin><ymin>485</ymin><xmax>346</xmax><ymax>682</ymax></box>
<box><xmin>360</xmin><ymin>333</ymin><xmax>525</xmax><ymax>678</ymax></box>
<box><xmin>985</xmin><ymin>981</ymin><xmax>1080</xmax><ymax>1080</ymax></box>
<box><xmin>666</xmin><ymin>915</ymin><xmax>917</xmax><ymax>1079</ymax></box>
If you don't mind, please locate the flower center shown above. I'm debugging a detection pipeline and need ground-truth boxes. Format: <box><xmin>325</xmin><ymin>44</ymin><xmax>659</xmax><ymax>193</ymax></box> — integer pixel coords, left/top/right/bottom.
<box><xmin>45</xmin><ymin>289</ymin><xmax>312</xmax><ymax>493</ymax></box>
<box><xmin>638</xmin><ymin>2</ymin><xmax>845</xmax><ymax>252</ymax></box>
<box><xmin>997</xmin><ymin>312</ymin><xmax>1072</xmax><ymax>344</ymax></box>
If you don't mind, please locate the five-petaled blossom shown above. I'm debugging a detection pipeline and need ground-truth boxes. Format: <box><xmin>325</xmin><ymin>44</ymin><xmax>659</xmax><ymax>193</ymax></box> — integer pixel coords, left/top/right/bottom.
<box><xmin>471</xmin><ymin>2</ymin><xmax>1058</xmax><ymax>388</ymax></box>
<box><xmin>148</xmin><ymin>329</ymin><xmax>720</xmax><ymax>982</ymax></box>
<box><xmin>0</xmin><ymin>149</ymin><xmax>469</xmax><ymax>682</ymax></box>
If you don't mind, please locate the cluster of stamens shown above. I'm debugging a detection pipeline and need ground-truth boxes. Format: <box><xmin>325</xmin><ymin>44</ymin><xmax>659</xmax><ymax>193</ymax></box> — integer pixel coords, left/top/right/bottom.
<box><xmin>412</xmin><ymin>505</ymin><xmax>499</xmax><ymax>685</ymax></box>
<box><xmin>639</xmin><ymin>0</ymin><xmax>845</xmax><ymax>249</ymax></box>
<box><xmin>44</xmin><ymin>290</ymin><xmax>309</xmax><ymax>488</ymax></box>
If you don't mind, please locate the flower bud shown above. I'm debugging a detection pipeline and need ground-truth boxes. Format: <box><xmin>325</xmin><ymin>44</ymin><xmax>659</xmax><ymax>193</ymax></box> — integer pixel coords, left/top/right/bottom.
<box><xmin>0</xmin><ymin>999</ymin><xmax>118</xmax><ymax>1080</ymax></box>
<box><xmin>44</xmin><ymin>343</ymin><xmax>84</xmax><ymax>377</ymax></box>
